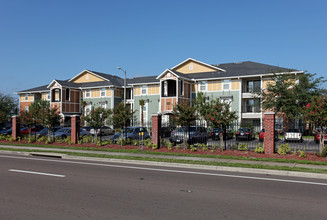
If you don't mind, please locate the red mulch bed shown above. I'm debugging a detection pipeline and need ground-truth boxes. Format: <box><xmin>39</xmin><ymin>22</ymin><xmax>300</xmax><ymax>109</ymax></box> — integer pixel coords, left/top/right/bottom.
<box><xmin>1</xmin><ymin>140</ymin><xmax>327</xmax><ymax>162</ymax></box>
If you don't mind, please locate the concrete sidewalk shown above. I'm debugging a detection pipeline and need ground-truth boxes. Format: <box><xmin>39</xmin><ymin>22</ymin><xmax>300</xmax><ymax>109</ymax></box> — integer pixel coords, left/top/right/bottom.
<box><xmin>1</xmin><ymin>144</ymin><xmax>327</xmax><ymax>179</ymax></box>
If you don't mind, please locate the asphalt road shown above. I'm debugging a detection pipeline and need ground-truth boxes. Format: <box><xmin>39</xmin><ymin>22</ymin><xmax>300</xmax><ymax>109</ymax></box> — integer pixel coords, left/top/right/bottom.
<box><xmin>1</xmin><ymin>153</ymin><xmax>327</xmax><ymax>219</ymax></box>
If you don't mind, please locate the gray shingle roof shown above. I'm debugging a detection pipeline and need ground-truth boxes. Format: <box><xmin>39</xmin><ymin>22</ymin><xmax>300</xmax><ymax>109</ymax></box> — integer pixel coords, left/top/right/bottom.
<box><xmin>127</xmin><ymin>76</ymin><xmax>159</xmax><ymax>84</ymax></box>
<box><xmin>17</xmin><ymin>85</ymin><xmax>49</xmax><ymax>93</ymax></box>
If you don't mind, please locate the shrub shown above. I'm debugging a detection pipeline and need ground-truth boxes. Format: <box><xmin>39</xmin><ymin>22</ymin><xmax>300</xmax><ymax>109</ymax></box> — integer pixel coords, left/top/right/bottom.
<box><xmin>176</xmin><ymin>145</ymin><xmax>180</xmax><ymax>150</ymax></box>
<box><xmin>320</xmin><ymin>146</ymin><xmax>327</xmax><ymax>157</ymax></box>
<box><xmin>238</xmin><ymin>143</ymin><xmax>248</xmax><ymax>151</ymax></box>
<box><xmin>168</xmin><ymin>145</ymin><xmax>173</xmax><ymax>151</ymax></box>
<box><xmin>298</xmin><ymin>149</ymin><xmax>306</xmax><ymax>158</ymax></box>
<box><xmin>132</xmin><ymin>140</ymin><xmax>139</xmax><ymax>146</ymax></box>
<box><xmin>254</xmin><ymin>143</ymin><xmax>264</xmax><ymax>154</ymax></box>
<box><xmin>277</xmin><ymin>143</ymin><xmax>291</xmax><ymax>155</ymax></box>
<box><xmin>152</xmin><ymin>144</ymin><xmax>158</xmax><ymax>150</ymax></box>
<box><xmin>190</xmin><ymin>146</ymin><xmax>197</xmax><ymax>151</ymax></box>
<box><xmin>219</xmin><ymin>146</ymin><xmax>224</xmax><ymax>152</ymax></box>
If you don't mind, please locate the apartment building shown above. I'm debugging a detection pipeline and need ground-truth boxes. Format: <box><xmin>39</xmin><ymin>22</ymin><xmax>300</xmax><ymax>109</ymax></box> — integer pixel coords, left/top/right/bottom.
<box><xmin>17</xmin><ymin>58</ymin><xmax>303</xmax><ymax>130</ymax></box>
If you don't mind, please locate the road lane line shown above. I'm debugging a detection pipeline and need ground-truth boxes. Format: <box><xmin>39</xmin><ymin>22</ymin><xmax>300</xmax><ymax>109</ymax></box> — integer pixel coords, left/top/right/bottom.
<box><xmin>1</xmin><ymin>154</ymin><xmax>327</xmax><ymax>186</ymax></box>
<box><xmin>9</xmin><ymin>169</ymin><xmax>65</xmax><ymax>178</ymax></box>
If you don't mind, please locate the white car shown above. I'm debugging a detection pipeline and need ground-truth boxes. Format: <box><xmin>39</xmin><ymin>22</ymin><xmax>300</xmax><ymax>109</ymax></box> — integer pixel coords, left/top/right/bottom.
<box><xmin>285</xmin><ymin>129</ymin><xmax>303</xmax><ymax>142</ymax></box>
<box><xmin>90</xmin><ymin>126</ymin><xmax>115</xmax><ymax>136</ymax></box>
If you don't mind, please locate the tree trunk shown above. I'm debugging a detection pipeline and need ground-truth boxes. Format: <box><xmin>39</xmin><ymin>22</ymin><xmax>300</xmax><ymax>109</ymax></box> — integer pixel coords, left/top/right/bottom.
<box><xmin>141</xmin><ymin>106</ymin><xmax>144</xmax><ymax>127</ymax></box>
<box><xmin>320</xmin><ymin>132</ymin><xmax>324</xmax><ymax>154</ymax></box>
<box><xmin>47</xmin><ymin>126</ymin><xmax>51</xmax><ymax>142</ymax></box>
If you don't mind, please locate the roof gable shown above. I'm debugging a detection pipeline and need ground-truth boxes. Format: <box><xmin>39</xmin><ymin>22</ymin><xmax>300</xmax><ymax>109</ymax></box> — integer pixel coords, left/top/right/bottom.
<box><xmin>171</xmin><ymin>58</ymin><xmax>225</xmax><ymax>74</ymax></box>
<box><xmin>69</xmin><ymin>70</ymin><xmax>108</xmax><ymax>83</ymax></box>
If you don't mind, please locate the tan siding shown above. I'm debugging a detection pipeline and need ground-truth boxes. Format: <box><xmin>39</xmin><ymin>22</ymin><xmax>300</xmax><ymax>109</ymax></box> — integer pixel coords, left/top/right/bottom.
<box><xmin>208</xmin><ymin>80</ymin><xmax>222</xmax><ymax>91</ymax></box>
<box><xmin>148</xmin><ymin>85</ymin><xmax>159</xmax><ymax>95</ymax></box>
<box><xmin>173</xmin><ymin>60</ymin><xmax>217</xmax><ymax>74</ymax></box>
<box><xmin>134</xmin><ymin>87</ymin><xmax>141</xmax><ymax>96</ymax></box>
<box><xmin>20</xmin><ymin>94</ymin><xmax>34</xmax><ymax>102</ymax></box>
<box><xmin>91</xmin><ymin>89</ymin><xmax>100</xmax><ymax>98</ymax></box>
<box><xmin>106</xmin><ymin>89</ymin><xmax>112</xmax><ymax>96</ymax></box>
<box><xmin>231</xmin><ymin>80</ymin><xmax>240</xmax><ymax>90</ymax></box>
<box><xmin>263</xmin><ymin>79</ymin><xmax>275</xmax><ymax>89</ymax></box>
<box><xmin>72</xmin><ymin>72</ymin><xmax>105</xmax><ymax>83</ymax></box>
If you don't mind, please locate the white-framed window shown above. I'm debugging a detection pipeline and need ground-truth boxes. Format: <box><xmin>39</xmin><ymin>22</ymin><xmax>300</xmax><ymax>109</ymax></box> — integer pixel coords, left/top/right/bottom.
<box><xmin>200</xmin><ymin>81</ymin><xmax>207</xmax><ymax>91</ymax></box>
<box><xmin>222</xmin><ymin>79</ymin><xmax>231</xmax><ymax>91</ymax></box>
<box><xmin>86</xmin><ymin>75</ymin><xmax>89</xmax><ymax>80</ymax></box>
<box><xmin>141</xmin><ymin>85</ymin><xmax>147</xmax><ymax>95</ymax></box>
<box><xmin>25</xmin><ymin>106</ymin><xmax>29</xmax><ymax>112</ymax></box>
<box><xmin>25</xmin><ymin>94</ymin><xmax>29</xmax><ymax>101</ymax></box>
<box><xmin>100</xmin><ymin>88</ymin><xmax>106</xmax><ymax>97</ymax></box>
<box><xmin>164</xmin><ymin>81</ymin><xmax>168</xmax><ymax>97</ymax></box>
<box><xmin>47</xmin><ymin>92</ymin><xmax>50</xmax><ymax>100</ymax></box>
<box><xmin>85</xmin><ymin>89</ymin><xmax>91</xmax><ymax>98</ymax></box>
<box><xmin>189</xmin><ymin>64</ymin><xmax>193</xmax><ymax>70</ymax></box>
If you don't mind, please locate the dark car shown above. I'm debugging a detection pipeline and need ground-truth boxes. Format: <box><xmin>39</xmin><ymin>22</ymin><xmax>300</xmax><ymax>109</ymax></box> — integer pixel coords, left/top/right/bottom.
<box><xmin>20</xmin><ymin>126</ymin><xmax>44</xmax><ymax>135</ymax></box>
<box><xmin>90</xmin><ymin>126</ymin><xmax>115</xmax><ymax>136</ymax></box>
<box><xmin>235</xmin><ymin>128</ymin><xmax>254</xmax><ymax>141</ymax></box>
<box><xmin>1</xmin><ymin>128</ymin><xmax>12</xmax><ymax>135</ymax></box>
<box><xmin>169</xmin><ymin>126</ymin><xmax>208</xmax><ymax>145</ymax></box>
<box><xmin>36</xmin><ymin>127</ymin><xmax>61</xmax><ymax>137</ymax></box>
<box><xmin>211</xmin><ymin>128</ymin><xmax>233</xmax><ymax>140</ymax></box>
<box><xmin>314</xmin><ymin>128</ymin><xmax>327</xmax><ymax>144</ymax></box>
<box><xmin>54</xmin><ymin>127</ymin><xmax>90</xmax><ymax>139</ymax></box>
<box><xmin>110</xmin><ymin>127</ymin><xmax>150</xmax><ymax>143</ymax></box>
<box><xmin>259</xmin><ymin>129</ymin><xmax>278</xmax><ymax>142</ymax></box>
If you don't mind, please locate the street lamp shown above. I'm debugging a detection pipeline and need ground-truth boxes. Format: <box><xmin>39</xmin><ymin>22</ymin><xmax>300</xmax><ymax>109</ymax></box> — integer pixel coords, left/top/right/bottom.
<box><xmin>117</xmin><ymin>67</ymin><xmax>126</xmax><ymax>107</ymax></box>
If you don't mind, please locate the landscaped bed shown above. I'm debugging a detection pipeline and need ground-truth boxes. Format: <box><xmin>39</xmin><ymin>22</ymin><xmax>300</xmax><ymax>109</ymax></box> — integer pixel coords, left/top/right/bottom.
<box><xmin>1</xmin><ymin>138</ymin><xmax>327</xmax><ymax>164</ymax></box>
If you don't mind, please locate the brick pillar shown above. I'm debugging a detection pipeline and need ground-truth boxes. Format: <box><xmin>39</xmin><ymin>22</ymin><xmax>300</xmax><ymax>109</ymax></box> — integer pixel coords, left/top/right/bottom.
<box><xmin>264</xmin><ymin>112</ymin><xmax>275</xmax><ymax>154</ymax></box>
<box><xmin>12</xmin><ymin>116</ymin><xmax>20</xmax><ymax>140</ymax></box>
<box><xmin>71</xmin><ymin>115</ymin><xmax>80</xmax><ymax>144</ymax></box>
<box><xmin>151</xmin><ymin>114</ymin><xmax>162</xmax><ymax>148</ymax></box>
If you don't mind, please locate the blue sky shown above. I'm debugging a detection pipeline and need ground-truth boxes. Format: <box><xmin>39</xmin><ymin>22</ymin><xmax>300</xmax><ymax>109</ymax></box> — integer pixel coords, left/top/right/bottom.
<box><xmin>1</xmin><ymin>0</ymin><xmax>326</xmax><ymax>97</ymax></box>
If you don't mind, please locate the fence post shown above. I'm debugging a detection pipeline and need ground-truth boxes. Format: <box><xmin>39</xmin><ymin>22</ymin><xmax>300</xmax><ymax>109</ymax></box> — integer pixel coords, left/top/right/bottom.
<box><xmin>264</xmin><ymin>112</ymin><xmax>275</xmax><ymax>154</ymax></box>
<box><xmin>151</xmin><ymin>114</ymin><xmax>161</xmax><ymax>148</ymax></box>
<box><xmin>11</xmin><ymin>116</ymin><xmax>20</xmax><ymax>141</ymax></box>
<box><xmin>71</xmin><ymin>115</ymin><xmax>80</xmax><ymax>144</ymax></box>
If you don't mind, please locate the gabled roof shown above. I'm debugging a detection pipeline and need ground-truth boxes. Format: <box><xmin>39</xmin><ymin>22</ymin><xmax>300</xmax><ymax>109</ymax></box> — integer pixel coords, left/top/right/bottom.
<box><xmin>156</xmin><ymin>69</ymin><xmax>192</xmax><ymax>80</ymax></box>
<box><xmin>68</xmin><ymin>70</ymin><xmax>110</xmax><ymax>82</ymax></box>
<box><xmin>171</xmin><ymin>58</ymin><xmax>226</xmax><ymax>72</ymax></box>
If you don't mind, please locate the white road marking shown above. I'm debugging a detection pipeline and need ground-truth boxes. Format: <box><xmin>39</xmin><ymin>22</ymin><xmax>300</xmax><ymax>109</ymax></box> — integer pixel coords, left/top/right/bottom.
<box><xmin>1</xmin><ymin>154</ymin><xmax>327</xmax><ymax>186</ymax></box>
<box><xmin>9</xmin><ymin>169</ymin><xmax>65</xmax><ymax>178</ymax></box>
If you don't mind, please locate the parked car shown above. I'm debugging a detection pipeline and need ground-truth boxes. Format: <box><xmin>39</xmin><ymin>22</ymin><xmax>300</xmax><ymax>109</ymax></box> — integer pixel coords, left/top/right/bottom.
<box><xmin>90</xmin><ymin>126</ymin><xmax>115</xmax><ymax>136</ymax></box>
<box><xmin>161</xmin><ymin>126</ymin><xmax>175</xmax><ymax>138</ymax></box>
<box><xmin>36</xmin><ymin>127</ymin><xmax>61</xmax><ymax>137</ymax></box>
<box><xmin>235</xmin><ymin>128</ymin><xmax>255</xmax><ymax>141</ymax></box>
<box><xmin>54</xmin><ymin>127</ymin><xmax>90</xmax><ymax>139</ymax></box>
<box><xmin>258</xmin><ymin>129</ymin><xmax>278</xmax><ymax>142</ymax></box>
<box><xmin>1</xmin><ymin>128</ymin><xmax>12</xmax><ymax>135</ymax></box>
<box><xmin>169</xmin><ymin>126</ymin><xmax>208</xmax><ymax>145</ymax></box>
<box><xmin>211</xmin><ymin>128</ymin><xmax>233</xmax><ymax>140</ymax></box>
<box><xmin>110</xmin><ymin>127</ymin><xmax>150</xmax><ymax>143</ymax></box>
<box><xmin>285</xmin><ymin>129</ymin><xmax>303</xmax><ymax>142</ymax></box>
<box><xmin>314</xmin><ymin>128</ymin><xmax>327</xmax><ymax>144</ymax></box>
<box><xmin>20</xmin><ymin>126</ymin><xmax>44</xmax><ymax>135</ymax></box>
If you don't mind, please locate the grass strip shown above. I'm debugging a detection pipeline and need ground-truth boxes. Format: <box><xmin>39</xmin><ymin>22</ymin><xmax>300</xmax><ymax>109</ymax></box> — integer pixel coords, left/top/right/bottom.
<box><xmin>1</xmin><ymin>142</ymin><xmax>327</xmax><ymax>166</ymax></box>
<box><xmin>1</xmin><ymin>147</ymin><xmax>327</xmax><ymax>174</ymax></box>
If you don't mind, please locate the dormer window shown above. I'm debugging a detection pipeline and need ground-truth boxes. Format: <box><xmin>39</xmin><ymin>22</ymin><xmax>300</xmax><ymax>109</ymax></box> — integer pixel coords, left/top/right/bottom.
<box><xmin>189</xmin><ymin>64</ymin><xmax>193</xmax><ymax>70</ymax></box>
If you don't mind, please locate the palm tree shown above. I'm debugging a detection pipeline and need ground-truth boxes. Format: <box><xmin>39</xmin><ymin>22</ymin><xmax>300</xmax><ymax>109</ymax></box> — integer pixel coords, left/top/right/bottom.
<box><xmin>139</xmin><ymin>99</ymin><xmax>145</xmax><ymax>127</ymax></box>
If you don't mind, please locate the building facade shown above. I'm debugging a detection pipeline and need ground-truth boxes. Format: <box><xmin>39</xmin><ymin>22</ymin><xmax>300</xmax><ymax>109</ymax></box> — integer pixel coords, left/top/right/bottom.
<box><xmin>17</xmin><ymin>58</ymin><xmax>303</xmax><ymax>130</ymax></box>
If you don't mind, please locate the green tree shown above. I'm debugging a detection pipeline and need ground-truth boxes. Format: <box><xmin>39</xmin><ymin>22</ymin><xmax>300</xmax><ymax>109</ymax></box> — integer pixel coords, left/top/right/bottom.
<box><xmin>112</xmin><ymin>103</ymin><xmax>134</xmax><ymax>143</ymax></box>
<box><xmin>36</xmin><ymin>100</ymin><xmax>61</xmax><ymax>141</ymax></box>
<box><xmin>205</xmin><ymin>98</ymin><xmax>238</xmax><ymax>148</ymax></box>
<box><xmin>259</xmin><ymin>72</ymin><xmax>325</xmax><ymax>125</ymax></box>
<box><xmin>19</xmin><ymin>101</ymin><xmax>42</xmax><ymax>137</ymax></box>
<box><xmin>0</xmin><ymin>93</ymin><xmax>18</xmax><ymax>124</ymax></box>
<box><xmin>172</xmin><ymin>100</ymin><xmax>198</xmax><ymax>146</ymax></box>
<box><xmin>82</xmin><ymin>106</ymin><xmax>111</xmax><ymax>143</ymax></box>
<box><xmin>194</xmin><ymin>92</ymin><xmax>211</xmax><ymax>124</ymax></box>
<box><xmin>302</xmin><ymin>95</ymin><xmax>327</xmax><ymax>154</ymax></box>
